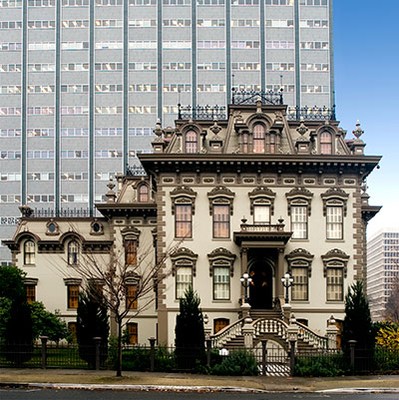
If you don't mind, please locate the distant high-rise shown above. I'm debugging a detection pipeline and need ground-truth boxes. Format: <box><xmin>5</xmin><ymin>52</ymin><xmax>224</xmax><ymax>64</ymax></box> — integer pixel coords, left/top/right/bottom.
<box><xmin>367</xmin><ymin>230</ymin><xmax>399</xmax><ymax>321</ymax></box>
<box><xmin>0</xmin><ymin>0</ymin><xmax>334</xmax><ymax>262</ymax></box>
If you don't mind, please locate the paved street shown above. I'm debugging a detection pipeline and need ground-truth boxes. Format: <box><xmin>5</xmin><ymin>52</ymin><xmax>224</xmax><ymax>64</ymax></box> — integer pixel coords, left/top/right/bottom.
<box><xmin>1</xmin><ymin>389</ymin><xmax>399</xmax><ymax>400</ymax></box>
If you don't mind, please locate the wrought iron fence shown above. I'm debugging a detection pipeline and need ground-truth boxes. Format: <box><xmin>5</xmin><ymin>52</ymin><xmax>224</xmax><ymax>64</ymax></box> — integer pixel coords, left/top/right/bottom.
<box><xmin>177</xmin><ymin>104</ymin><xmax>227</xmax><ymax>121</ymax></box>
<box><xmin>287</xmin><ymin>105</ymin><xmax>336</xmax><ymax>121</ymax></box>
<box><xmin>126</xmin><ymin>164</ymin><xmax>147</xmax><ymax>177</ymax></box>
<box><xmin>31</xmin><ymin>208</ymin><xmax>91</xmax><ymax>218</ymax></box>
<box><xmin>232</xmin><ymin>89</ymin><xmax>283</xmax><ymax>106</ymax></box>
<box><xmin>1</xmin><ymin>341</ymin><xmax>397</xmax><ymax>376</ymax></box>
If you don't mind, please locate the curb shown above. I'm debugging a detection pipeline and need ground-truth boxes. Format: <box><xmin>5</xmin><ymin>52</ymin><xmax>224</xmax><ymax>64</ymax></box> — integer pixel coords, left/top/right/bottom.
<box><xmin>2</xmin><ymin>382</ymin><xmax>399</xmax><ymax>394</ymax></box>
<box><xmin>0</xmin><ymin>382</ymin><xmax>266</xmax><ymax>393</ymax></box>
<box><xmin>318</xmin><ymin>388</ymin><xmax>399</xmax><ymax>394</ymax></box>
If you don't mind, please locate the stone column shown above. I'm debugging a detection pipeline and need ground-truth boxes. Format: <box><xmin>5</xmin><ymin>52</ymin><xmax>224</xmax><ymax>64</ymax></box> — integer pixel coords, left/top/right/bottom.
<box><xmin>240</xmin><ymin>247</ymin><xmax>248</xmax><ymax>276</ymax></box>
<box><xmin>326</xmin><ymin>316</ymin><xmax>339</xmax><ymax>350</ymax></box>
<box><xmin>276</xmin><ymin>248</ymin><xmax>285</xmax><ymax>299</ymax></box>
<box><xmin>242</xmin><ymin>321</ymin><xmax>254</xmax><ymax>349</ymax></box>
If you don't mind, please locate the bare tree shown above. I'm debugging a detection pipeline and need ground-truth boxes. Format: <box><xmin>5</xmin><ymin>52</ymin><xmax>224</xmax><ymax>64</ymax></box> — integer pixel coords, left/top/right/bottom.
<box><xmin>385</xmin><ymin>275</ymin><xmax>399</xmax><ymax>322</ymax></box>
<box><xmin>69</xmin><ymin>237</ymin><xmax>180</xmax><ymax>377</ymax></box>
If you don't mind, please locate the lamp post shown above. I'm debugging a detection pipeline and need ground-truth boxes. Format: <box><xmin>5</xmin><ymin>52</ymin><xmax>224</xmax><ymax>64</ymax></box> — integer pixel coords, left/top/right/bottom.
<box><xmin>281</xmin><ymin>272</ymin><xmax>294</xmax><ymax>304</ymax></box>
<box><xmin>240</xmin><ymin>272</ymin><xmax>252</xmax><ymax>303</ymax></box>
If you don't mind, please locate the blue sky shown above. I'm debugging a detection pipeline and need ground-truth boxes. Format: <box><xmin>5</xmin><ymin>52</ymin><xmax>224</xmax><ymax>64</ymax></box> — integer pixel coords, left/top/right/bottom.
<box><xmin>333</xmin><ymin>1</ymin><xmax>399</xmax><ymax>237</ymax></box>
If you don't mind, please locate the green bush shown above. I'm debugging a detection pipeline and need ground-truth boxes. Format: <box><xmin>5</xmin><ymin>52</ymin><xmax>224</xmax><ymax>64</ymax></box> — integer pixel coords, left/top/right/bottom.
<box><xmin>209</xmin><ymin>349</ymin><xmax>258</xmax><ymax>376</ymax></box>
<box><xmin>294</xmin><ymin>353</ymin><xmax>347</xmax><ymax>377</ymax></box>
<box><xmin>107</xmin><ymin>344</ymin><xmax>176</xmax><ymax>372</ymax></box>
<box><xmin>154</xmin><ymin>346</ymin><xmax>175</xmax><ymax>372</ymax></box>
<box><xmin>122</xmin><ymin>346</ymin><xmax>151</xmax><ymax>371</ymax></box>
<box><xmin>373</xmin><ymin>347</ymin><xmax>399</xmax><ymax>373</ymax></box>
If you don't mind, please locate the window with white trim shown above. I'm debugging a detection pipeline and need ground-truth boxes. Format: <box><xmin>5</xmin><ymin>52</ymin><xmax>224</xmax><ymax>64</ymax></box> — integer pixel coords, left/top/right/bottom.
<box><xmin>326</xmin><ymin>205</ymin><xmax>343</xmax><ymax>240</ymax></box>
<box><xmin>185</xmin><ymin>130</ymin><xmax>198</xmax><ymax>153</ymax></box>
<box><xmin>176</xmin><ymin>266</ymin><xmax>192</xmax><ymax>299</ymax></box>
<box><xmin>253</xmin><ymin>204</ymin><xmax>270</xmax><ymax>224</ymax></box>
<box><xmin>24</xmin><ymin>240</ymin><xmax>35</xmax><ymax>265</ymax></box>
<box><xmin>67</xmin><ymin>240</ymin><xmax>79</xmax><ymax>266</ymax></box>
<box><xmin>291</xmin><ymin>204</ymin><xmax>308</xmax><ymax>239</ymax></box>
<box><xmin>285</xmin><ymin>248</ymin><xmax>313</xmax><ymax>302</ymax></box>
<box><xmin>291</xmin><ymin>267</ymin><xmax>308</xmax><ymax>301</ymax></box>
<box><xmin>213</xmin><ymin>267</ymin><xmax>230</xmax><ymax>300</ymax></box>
<box><xmin>213</xmin><ymin>205</ymin><xmax>230</xmax><ymax>238</ymax></box>
<box><xmin>326</xmin><ymin>268</ymin><xmax>344</xmax><ymax>301</ymax></box>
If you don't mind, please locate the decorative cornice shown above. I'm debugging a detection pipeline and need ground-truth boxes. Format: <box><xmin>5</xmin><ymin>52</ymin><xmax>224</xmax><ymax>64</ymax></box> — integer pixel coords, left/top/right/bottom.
<box><xmin>170</xmin><ymin>247</ymin><xmax>198</xmax><ymax>276</ymax></box>
<box><xmin>321</xmin><ymin>248</ymin><xmax>350</xmax><ymax>278</ymax></box>
<box><xmin>207</xmin><ymin>186</ymin><xmax>235</xmax><ymax>215</ymax></box>
<box><xmin>170</xmin><ymin>186</ymin><xmax>197</xmax><ymax>215</ymax></box>
<box><xmin>24</xmin><ymin>277</ymin><xmax>38</xmax><ymax>285</ymax></box>
<box><xmin>248</xmin><ymin>186</ymin><xmax>276</xmax><ymax>216</ymax></box>
<box><xmin>121</xmin><ymin>226</ymin><xmax>141</xmax><ymax>241</ymax></box>
<box><xmin>63</xmin><ymin>277</ymin><xmax>82</xmax><ymax>286</ymax></box>
<box><xmin>207</xmin><ymin>247</ymin><xmax>236</xmax><ymax>277</ymax></box>
<box><xmin>286</xmin><ymin>187</ymin><xmax>314</xmax><ymax>215</ymax></box>
<box><xmin>321</xmin><ymin>187</ymin><xmax>349</xmax><ymax>216</ymax></box>
<box><xmin>285</xmin><ymin>248</ymin><xmax>314</xmax><ymax>277</ymax></box>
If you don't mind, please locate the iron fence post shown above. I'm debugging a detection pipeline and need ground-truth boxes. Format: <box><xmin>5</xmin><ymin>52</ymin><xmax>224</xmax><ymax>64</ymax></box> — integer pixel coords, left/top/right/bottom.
<box><xmin>206</xmin><ymin>338</ymin><xmax>212</xmax><ymax>368</ymax></box>
<box><xmin>93</xmin><ymin>337</ymin><xmax>101</xmax><ymax>370</ymax></box>
<box><xmin>40</xmin><ymin>336</ymin><xmax>48</xmax><ymax>369</ymax></box>
<box><xmin>348</xmin><ymin>339</ymin><xmax>357</xmax><ymax>373</ymax></box>
<box><xmin>149</xmin><ymin>337</ymin><xmax>156</xmax><ymax>372</ymax></box>
<box><xmin>261</xmin><ymin>339</ymin><xmax>267</xmax><ymax>376</ymax></box>
<box><xmin>289</xmin><ymin>339</ymin><xmax>296</xmax><ymax>376</ymax></box>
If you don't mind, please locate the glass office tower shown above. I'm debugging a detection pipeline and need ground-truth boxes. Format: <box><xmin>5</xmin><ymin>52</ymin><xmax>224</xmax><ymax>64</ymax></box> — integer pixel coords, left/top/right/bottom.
<box><xmin>0</xmin><ymin>0</ymin><xmax>334</xmax><ymax>262</ymax></box>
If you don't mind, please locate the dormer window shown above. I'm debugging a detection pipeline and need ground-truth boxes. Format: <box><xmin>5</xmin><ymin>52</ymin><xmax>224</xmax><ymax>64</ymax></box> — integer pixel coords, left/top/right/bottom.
<box><xmin>137</xmin><ymin>183</ymin><xmax>149</xmax><ymax>202</ymax></box>
<box><xmin>253</xmin><ymin>123</ymin><xmax>265</xmax><ymax>153</ymax></box>
<box><xmin>67</xmin><ymin>240</ymin><xmax>79</xmax><ymax>266</ymax></box>
<box><xmin>320</xmin><ymin>131</ymin><xmax>332</xmax><ymax>154</ymax></box>
<box><xmin>185</xmin><ymin>129</ymin><xmax>198</xmax><ymax>153</ymax></box>
<box><xmin>269</xmin><ymin>131</ymin><xmax>277</xmax><ymax>154</ymax></box>
<box><xmin>24</xmin><ymin>240</ymin><xmax>36</xmax><ymax>265</ymax></box>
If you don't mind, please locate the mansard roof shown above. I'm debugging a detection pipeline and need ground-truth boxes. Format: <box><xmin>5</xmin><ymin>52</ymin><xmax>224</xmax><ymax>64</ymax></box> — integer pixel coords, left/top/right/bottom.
<box><xmin>140</xmin><ymin>94</ymin><xmax>381</xmax><ymax>179</ymax></box>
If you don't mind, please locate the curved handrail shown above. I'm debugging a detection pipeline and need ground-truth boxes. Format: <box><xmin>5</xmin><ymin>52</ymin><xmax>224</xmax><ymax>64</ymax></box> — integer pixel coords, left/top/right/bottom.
<box><xmin>295</xmin><ymin>320</ymin><xmax>328</xmax><ymax>350</ymax></box>
<box><xmin>210</xmin><ymin>318</ymin><xmax>245</xmax><ymax>348</ymax></box>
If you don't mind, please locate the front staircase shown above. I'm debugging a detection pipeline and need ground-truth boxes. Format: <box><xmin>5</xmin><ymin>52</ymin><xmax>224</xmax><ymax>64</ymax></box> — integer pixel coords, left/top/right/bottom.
<box><xmin>209</xmin><ymin>310</ymin><xmax>334</xmax><ymax>377</ymax></box>
<box><xmin>211</xmin><ymin>312</ymin><xmax>329</xmax><ymax>353</ymax></box>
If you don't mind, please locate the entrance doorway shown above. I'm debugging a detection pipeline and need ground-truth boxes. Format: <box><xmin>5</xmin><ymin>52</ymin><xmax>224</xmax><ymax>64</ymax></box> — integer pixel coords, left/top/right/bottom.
<box><xmin>248</xmin><ymin>259</ymin><xmax>274</xmax><ymax>309</ymax></box>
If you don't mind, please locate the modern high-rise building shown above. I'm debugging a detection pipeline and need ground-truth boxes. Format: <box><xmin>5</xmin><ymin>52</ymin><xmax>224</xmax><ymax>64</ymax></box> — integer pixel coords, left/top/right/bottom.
<box><xmin>0</xmin><ymin>0</ymin><xmax>334</xmax><ymax>262</ymax></box>
<box><xmin>367</xmin><ymin>230</ymin><xmax>399</xmax><ymax>321</ymax></box>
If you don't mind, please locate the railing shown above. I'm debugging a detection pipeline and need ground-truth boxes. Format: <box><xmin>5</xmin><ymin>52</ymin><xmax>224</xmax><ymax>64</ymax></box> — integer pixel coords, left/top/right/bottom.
<box><xmin>253</xmin><ymin>318</ymin><xmax>289</xmax><ymax>341</ymax></box>
<box><xmin>126</xmin><ymin>164</ymin><xmax>147</xmax><ymax>177</ymax></box>
<box><xmin>31</xmin><ymin>208</ymin><xmax>91</xmax><ymax>218</ymax></box>
<box><xmin>240</xmin><ymin>223</ymin><xmax>285</xmax><ymax>233</ymax></box>
<box><xmin>211</xmin><ymin>318</ymin><xmax>245</xmax><ymax>348</ymax></box>
<box><xmin>177</xmin><ymin>104</ymin><xmax>227</xmax><ymax>120</ymax></box>
<box><xmin>295</xmin><ymin>321</ymin><xmax>328</xmax><ymax>350</ymax></box>
<box><xmin>232</xmin><ymin>89</ymin><xmax>284</xmax><ymax>106</ymax></box>
<box><xmin>287</xmin><ymin>105</ymin><xmax>336</xmax><ymax>121</ymax></box>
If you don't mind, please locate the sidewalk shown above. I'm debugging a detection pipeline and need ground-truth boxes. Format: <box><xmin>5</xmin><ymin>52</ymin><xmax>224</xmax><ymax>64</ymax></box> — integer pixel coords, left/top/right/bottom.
<box><xmin>1</xmin><ymin>369</ymin><xmax>399</xmax><ymax>393</ymax></box>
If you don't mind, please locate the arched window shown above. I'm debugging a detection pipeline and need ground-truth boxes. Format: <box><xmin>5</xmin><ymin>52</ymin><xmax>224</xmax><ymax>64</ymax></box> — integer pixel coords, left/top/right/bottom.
<box><xmin>320</xmin><ymin>131</ymin><xmax>332</xmax><ymax>154</ymax></box>
<box><xmin>185</xmin><ymin>130</ymin><xmax>198</xmax><ymax>153</ymax></box>
<box><xmin>138</xmin><ymin>184</ymin><xmax>149</xmax><ymax>202</ymax></box>
<box><xmin>24</xmin><ymin>240</ymin><xmax>35</xmax><ymax>265</ymax></box>
<box><xmin>253</xmin><ymin>123</ymin><xmax>265</xmax><ymax>153</ymax></box>
<box><xmin>67</xmin><ymin>240</ymin><xmax>79</xmax><ymax>266</ymax></box>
